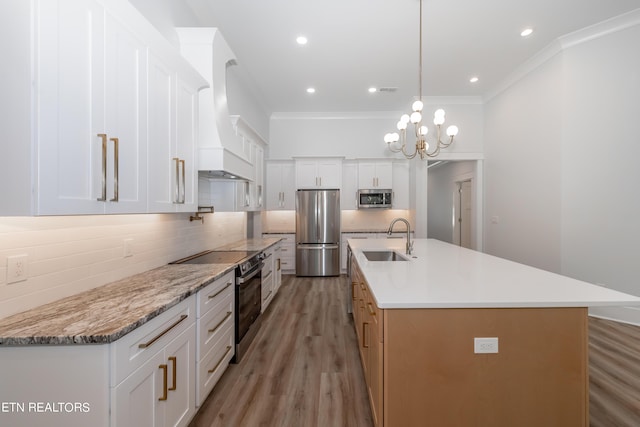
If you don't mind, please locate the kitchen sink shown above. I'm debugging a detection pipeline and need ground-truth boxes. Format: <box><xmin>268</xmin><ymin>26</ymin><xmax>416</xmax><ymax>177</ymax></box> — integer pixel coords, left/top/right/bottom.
<box><xmin>362</xmin><ymin>250</ymin><xmax>408</xmax><ymax>261</ymax></box>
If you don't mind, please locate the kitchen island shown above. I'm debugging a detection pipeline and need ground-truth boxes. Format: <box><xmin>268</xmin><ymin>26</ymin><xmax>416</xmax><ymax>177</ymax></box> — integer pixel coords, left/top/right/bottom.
<box><xmin>348</xmin><ymin>238</ymin><xmax>640</xmax><ymax>427</ymax></box>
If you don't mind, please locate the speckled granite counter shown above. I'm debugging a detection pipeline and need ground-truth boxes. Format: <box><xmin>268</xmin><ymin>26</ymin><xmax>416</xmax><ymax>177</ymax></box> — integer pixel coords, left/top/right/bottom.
<box><xmin>0</xmin><ymin>237</ymin><xmax>282</xmax><ymax>346</ymax></box>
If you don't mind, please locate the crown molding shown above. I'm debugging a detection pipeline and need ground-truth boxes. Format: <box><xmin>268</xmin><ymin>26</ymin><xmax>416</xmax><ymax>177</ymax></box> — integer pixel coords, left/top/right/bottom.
<box><xmin>484</xmin><ymin>8</ymin><xmax>640</xmax><ymax>103</ymax></box>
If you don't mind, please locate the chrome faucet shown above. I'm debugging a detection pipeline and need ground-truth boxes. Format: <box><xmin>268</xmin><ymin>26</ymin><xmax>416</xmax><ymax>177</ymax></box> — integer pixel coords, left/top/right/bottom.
<box><xmin>388</xmin><ymin>218</ymin><xmax>413</xmax><ymax>255</ymax></box>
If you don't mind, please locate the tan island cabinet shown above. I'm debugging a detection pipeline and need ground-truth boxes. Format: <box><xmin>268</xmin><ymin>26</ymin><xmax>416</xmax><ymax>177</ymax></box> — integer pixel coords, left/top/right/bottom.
<box><xmin>350</xmin><ymin>257</ymin><xmax>588</xmax><ymax>427</ymax></box>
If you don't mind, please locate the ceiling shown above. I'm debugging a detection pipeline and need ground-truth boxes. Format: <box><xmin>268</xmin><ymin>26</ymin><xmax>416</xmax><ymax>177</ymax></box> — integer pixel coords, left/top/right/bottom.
<box><xmin>183</xmin><ymin>0</ymin><xmax>640</xmax><ymax>114</ymax></box>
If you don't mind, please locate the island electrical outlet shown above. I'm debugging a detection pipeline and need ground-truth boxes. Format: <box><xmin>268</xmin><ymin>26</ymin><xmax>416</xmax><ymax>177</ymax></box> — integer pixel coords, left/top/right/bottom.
<box><xmin>474</xmin><ymin>337</ymin><xmax>499</xmax><ymax>354</ymax></box>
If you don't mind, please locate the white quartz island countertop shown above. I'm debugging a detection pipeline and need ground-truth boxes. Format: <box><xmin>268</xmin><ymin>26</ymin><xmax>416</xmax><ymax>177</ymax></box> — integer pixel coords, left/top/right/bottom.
<box><xmin>348</xmin><ymin>238</ymin><xmax>640</xmax><ymax>309</ymax></box>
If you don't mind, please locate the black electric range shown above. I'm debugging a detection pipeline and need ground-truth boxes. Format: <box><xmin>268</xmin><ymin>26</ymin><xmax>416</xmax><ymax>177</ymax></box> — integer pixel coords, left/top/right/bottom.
<box><xmin>169</xmin><ymin>249</ymin><xmax>264</xmax><ymax>363</ymax></box>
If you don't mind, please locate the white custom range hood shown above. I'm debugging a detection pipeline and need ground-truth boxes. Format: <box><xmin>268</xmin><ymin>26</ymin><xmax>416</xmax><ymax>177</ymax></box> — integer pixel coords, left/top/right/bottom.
<box><xmin>176</xmin><ymin>28</ymin><xmax>253</xmax><ymax>181</ymax></box>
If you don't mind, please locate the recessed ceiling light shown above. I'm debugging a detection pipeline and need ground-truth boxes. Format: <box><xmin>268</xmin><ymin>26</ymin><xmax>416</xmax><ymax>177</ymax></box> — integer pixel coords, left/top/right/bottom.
<box><xmin>296</xmin><ymin>36</ymin><xmax>308</xmax><ymax>45</ymax></box>
<box><xmin>368</xmin><ymin>87</ymin><xmax>378</xmax><ymax>93</ymax></box>
<box><xmin>520</xmin><ymin>28</ymin><xmax>533</xmax><ymax>37</ymax></box>
<box><xmin>306</xmin><ymin>87</ymin><xmax>316</xmax><ymax>94</ymax></box>
<box><xmin>469</xmin><ymin>77</ymin><xmax>479</xmax><ymax>83</ymax></box>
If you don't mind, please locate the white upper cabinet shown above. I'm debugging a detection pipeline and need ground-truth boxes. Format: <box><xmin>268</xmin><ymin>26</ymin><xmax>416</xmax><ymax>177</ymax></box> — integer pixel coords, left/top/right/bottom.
<box><xmin>1</xmin><ymin>0</ymin><xmax>206</xmax><ymax>216</ymax></box>
<box><xmin>36</xmin><ymin>0</ymin><xmax>147</xmax><ymax>215</ymax></box>
<box><xmin>147</xmin><ymin>53</ymin><xmax>203</xmax><ymax>213</ymax></box>
<box><xmin>266</xmin><ymin>161</ymin><xmax>295</xmax><ymax>210</ymax></box>
<box><xmin>295</xmin><ymin>158</ymin><xmax>342</xmax><ymax>189</ymax></box>
<box><xmin>392</xmin><ymin>161</ymin><xmax>410</xmax><ymax>209</ymax></box>
<box><xmin>357</xmin><ymin>160</ymin><xmax>393</xmax><ymax>189</ymax></box>
<box><xmin>341</xmin><ymin>161</ymin><xmax>358</xmax><ymax>210</ymax></box>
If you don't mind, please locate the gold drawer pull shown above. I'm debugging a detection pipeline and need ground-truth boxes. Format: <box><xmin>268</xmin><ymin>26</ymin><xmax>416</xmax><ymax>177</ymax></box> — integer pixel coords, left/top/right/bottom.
<box><xmin>208</xmin><ymin>345</ymin><xmax>232</xmax><ymax>374</ymax></box>
<box><xmin>363</xmin><ymin>322</ymin><xmax>369</xmax><ymax>348</ymax></box>
<box><xmin>209</xmin><ymin>282</ymin><xmax>233</xmax><ymax>299</ymax></box>
<box><xmin>367</xmin><ymin>303</ymin><xmax>376</xmax><ymax>316</ymax></box>
<box><xmin>208</xmin><ymin>311</ymin><xmax>233</xmax><ymax>334</ymax></box>
<box><xmin>138</xmin><ymin>314</ymin><xmax>188</xmax><ymax>349</ymax></box>
<box><xmin>168</xmin><ymin>356</ymin><xmax>177</xmax><ymax>391</ymax></box>
<box><xmin>159</xmin><ymin>364</ymin><xmax>168</xmax><ymax>401</ymax></box>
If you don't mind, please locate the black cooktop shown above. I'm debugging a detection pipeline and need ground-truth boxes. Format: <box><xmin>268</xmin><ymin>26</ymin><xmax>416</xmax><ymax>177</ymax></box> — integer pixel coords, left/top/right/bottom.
<box><xmin>170</xmin><ymin>250</ymin><xmax>257</xmax><ymax>265</ymax></box>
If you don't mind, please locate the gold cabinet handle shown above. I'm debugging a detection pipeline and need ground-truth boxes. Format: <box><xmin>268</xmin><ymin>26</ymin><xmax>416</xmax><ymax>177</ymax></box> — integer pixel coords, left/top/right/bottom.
<box><xmin>208</xmin><ymin>311</ymin><xmax>232</xmax><ymax>334</ymax></box>
<box><xmin>138</xmin><ymin>314</ymin><xmax>188</xmax><ymax>349</ymax></box>
<box><xmin>97</xmin><ymin>134</ymin><xmax>107</xmax><ymax>201</ymax></box>
<box><xmin>352</xmin><ymin>282</ymin><xmax>357</xmax><ymax>300</ymax></box>
<box><xmin>168</xmin><ymin>356</ymin><xmax>177</xmax><ymax>391</ymax></box>
<box><xmin>208</xmin><ymin>282</ymin><xmax>233</xmax><ymax>300</ymax></box>
<box><xmin>363</xmin><ymin>322</ymin><xmax>369</xmax><ymax>348</ymax></box>
<box><xmin>173</xmin><ymin>157</ymin><xmax>180</xmax><ymax>204</ymax></box>
<box><xmin>109</xmin><ymin>137</ymin><xmax>119</xmax><ymax>202</ymax></box>
<box><xmin>180</xmin><ymin>159</ymin><xmax>186</xmax><ymax>204</ymax></box>
<box><xmin>367</xmin><ymin>302</ymin><xmax>376</xmax><ymax>316</ymax></box>
<box><xmin>159</xmin><ymin>364</ymin><xmax>168</xmax><ymax>401</ymax></box>
<box><xmin>276</xmin><ymin>258</ymin><xmax>281</xmax><ymax>271</ymax></box>
<box><xmin>208</xmin><ymin>345</ymin><xmax>232</xmax><ymax>374</ymax></box>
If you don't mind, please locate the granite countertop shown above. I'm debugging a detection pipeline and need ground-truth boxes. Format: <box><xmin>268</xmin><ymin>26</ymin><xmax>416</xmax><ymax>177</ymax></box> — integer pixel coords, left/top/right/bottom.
<box><xmin>0</xmin><ymin>238</ymin><xmax>281</xmax><ymax>346</ymax></box>
<box><xmin>348</xmin><ymin>238</ymin><xmax>640</xmax><ymax>309</ymax></box>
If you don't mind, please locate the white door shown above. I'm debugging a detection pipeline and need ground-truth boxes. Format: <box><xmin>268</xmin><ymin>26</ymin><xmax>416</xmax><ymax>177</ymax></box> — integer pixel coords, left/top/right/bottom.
<box><xmin>112</xmin><ymin>350</ymin><xmax>165</xmax><ymax>427</ymax></box>
<box><xmin>103</xmin><ymin>11</ymin><xmax>147</xmax><ymax>213</ymax></box>
<box><xmin>36</xmin><ymin>0</ymin><xmax>107</xmax><ymax>214</ymax></box>
<box><xmin>457</xmin><ymin>180</ymin><xmax>473</xmax><ymax>249</ymax></box>
<box><xmin>147</xmin><ymin>52</ymin><xmax>176</xmax><ymax>212</ymax></box>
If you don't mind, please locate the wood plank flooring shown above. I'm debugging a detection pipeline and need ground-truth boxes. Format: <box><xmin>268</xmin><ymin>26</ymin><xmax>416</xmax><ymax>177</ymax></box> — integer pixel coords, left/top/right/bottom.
<box><xmin>189</xmin><ymin>274</ymin><xmax>373</xmax><ymax>427</ymax></box>
<box><xmin>589</xmin><ymin>316</ymin><xmax>640</xmax><ymax>427</ymax></box>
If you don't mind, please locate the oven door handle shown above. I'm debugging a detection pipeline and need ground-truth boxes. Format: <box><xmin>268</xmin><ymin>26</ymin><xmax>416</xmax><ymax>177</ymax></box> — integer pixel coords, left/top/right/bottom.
<box><xmin>237</xmin><ymin>266</ymin><xmax>261</xmax><ymax>284</ymax></box>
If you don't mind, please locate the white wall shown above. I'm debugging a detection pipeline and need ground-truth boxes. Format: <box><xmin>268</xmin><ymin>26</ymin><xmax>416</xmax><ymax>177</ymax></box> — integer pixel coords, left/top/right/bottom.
<box><xmin>484</xmin><ymin>53</ymin><xmax>564</xmax><ymax>273</ymax></box>
<box><xmin>484</xmin><ymin>15</ymin><xmax>640</xmax><ymax>323</ymax></box>
<box><xmin>560</xmin><ymin>24</ymin><xmax>640</xmax><ymax>298</ymax></box>
<box><xmin>268</xmin><ymin>100</ymin><xmax>483</xmax><ymax>160</ymax></box>
<box><xmin>0</xmin><ymin>213</ymin><xmax>246</xmax><ymax>319</ymax></box>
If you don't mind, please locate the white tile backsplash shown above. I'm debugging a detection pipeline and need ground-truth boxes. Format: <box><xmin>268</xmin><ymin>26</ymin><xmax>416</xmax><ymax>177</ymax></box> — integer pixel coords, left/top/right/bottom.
<box><xmin>0</xmin><ymin>212</ymin><xmax>246</xmax><ymax>319</ymax></box>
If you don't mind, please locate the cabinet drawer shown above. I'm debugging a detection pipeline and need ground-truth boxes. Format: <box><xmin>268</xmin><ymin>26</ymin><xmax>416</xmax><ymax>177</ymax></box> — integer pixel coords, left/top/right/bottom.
<box><xmin>280</xmin><ymin>258</ymin><xmax>295</xmax><ymax>270</ymax></box>
<box><xmin>110</xmin><ymin>297</ymin><xmax>196</xmax><ymax>386</ymax></box>
<box><xmin>262</xmin><ymin>253</ymin><xmax>274</xmax><ymax>276</ymax></box>
<box><xmin>197</xmin><ymin>289</ymin><xmax>234</xmax><ymax>360</ymax></box>
<box><xmin>197</xmin><ymin>270</ymin><xmax>235</xmax><ymax>318</ymax></box>
<box><xmin>196</xmin><ymin>322</ymin><xmax>234</xmax><ymax>406</ymax></box>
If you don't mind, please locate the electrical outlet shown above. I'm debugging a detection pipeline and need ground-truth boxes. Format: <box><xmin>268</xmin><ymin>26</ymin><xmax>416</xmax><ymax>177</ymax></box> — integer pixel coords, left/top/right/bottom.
<box><xmin>474</xmin><ymin>337</ymin><xmax>499</xmax><ymax>354</ymax></box>
<box><xmin>123</xmin><ymin>239</ymin><xmax>134</xmax><ymax>258</ymax></box>
<box><xmin>7</xmin><ymin>255</ymin><xmax>29</xmax><ymax>284</ymax></box>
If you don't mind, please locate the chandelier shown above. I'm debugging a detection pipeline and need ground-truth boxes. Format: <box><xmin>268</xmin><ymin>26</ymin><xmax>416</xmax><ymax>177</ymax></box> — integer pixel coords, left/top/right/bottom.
<box><xmin>383</xmin><ymin>0</ymin><xmax>459</xmax><ymax>159</ymax></box>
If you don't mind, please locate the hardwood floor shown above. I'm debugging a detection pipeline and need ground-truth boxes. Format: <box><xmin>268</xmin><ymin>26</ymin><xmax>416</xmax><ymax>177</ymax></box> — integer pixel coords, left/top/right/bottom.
<box><xmin>589</xmin><ymin>316</ymin><xmax>640</xmax><ymax>427</ymax></box>
<box><xmin>189</xmin><ymin>274</ymin><xmax>373</xmax><ymax>427</ymax></box>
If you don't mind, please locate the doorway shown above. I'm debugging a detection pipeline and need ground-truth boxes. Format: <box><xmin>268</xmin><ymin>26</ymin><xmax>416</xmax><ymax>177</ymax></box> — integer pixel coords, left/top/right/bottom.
<box><xmin>426</xmin><ymin>160</ymin><xmax>481</xmax><ymax>251</ymax></box>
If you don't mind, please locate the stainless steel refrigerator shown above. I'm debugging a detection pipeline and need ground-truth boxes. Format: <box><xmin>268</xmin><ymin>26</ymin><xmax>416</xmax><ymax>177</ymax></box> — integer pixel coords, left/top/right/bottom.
<box><xmin>296</xmin><ymin>189</ymin><xmax>341</xmax><ymax>276</ymax></box>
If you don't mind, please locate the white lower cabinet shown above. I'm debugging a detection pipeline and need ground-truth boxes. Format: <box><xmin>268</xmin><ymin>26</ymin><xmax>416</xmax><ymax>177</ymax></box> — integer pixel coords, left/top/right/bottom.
<box><xmin>0</xmin><ymin>274</ymin><xmax>239</xmax><ymax>427</ymax></box>
<box><xmin>195</xmin><ymin>270</ymin><xmax>235</xmax><ymax>406</ymax></box>
<box><xmin>111</xmin><ymin>298</ymin><xmax>196</xmax><ymax>427</ymax></box>
<box><xmin>112</xmin><ymin>324</ymin><xmax>195</xmax><ymax>427</ymax></box>
<box><xmin>263</xmin><ymin>234</ymin><xmax>295</xmax><ymax>274</ymax></box>
<box><xmin>261</xmin><ymin>247</ymin><xmax>275</xmax><ymax>312</ymax></box>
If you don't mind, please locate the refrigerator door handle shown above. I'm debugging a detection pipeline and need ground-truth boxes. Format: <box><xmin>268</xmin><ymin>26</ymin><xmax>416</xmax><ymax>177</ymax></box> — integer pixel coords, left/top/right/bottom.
<box><xmin>297</xmin><ymin>244</ymin><xmax>339</xmax><ymax>250</ymax></box>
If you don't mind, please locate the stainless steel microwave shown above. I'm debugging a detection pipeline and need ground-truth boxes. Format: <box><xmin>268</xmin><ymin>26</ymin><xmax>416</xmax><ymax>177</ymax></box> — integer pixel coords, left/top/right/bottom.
<box><xmin>357</xmin><ymin>189</ymin><xmax>392</xmax><ymax>209</ymax></box>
